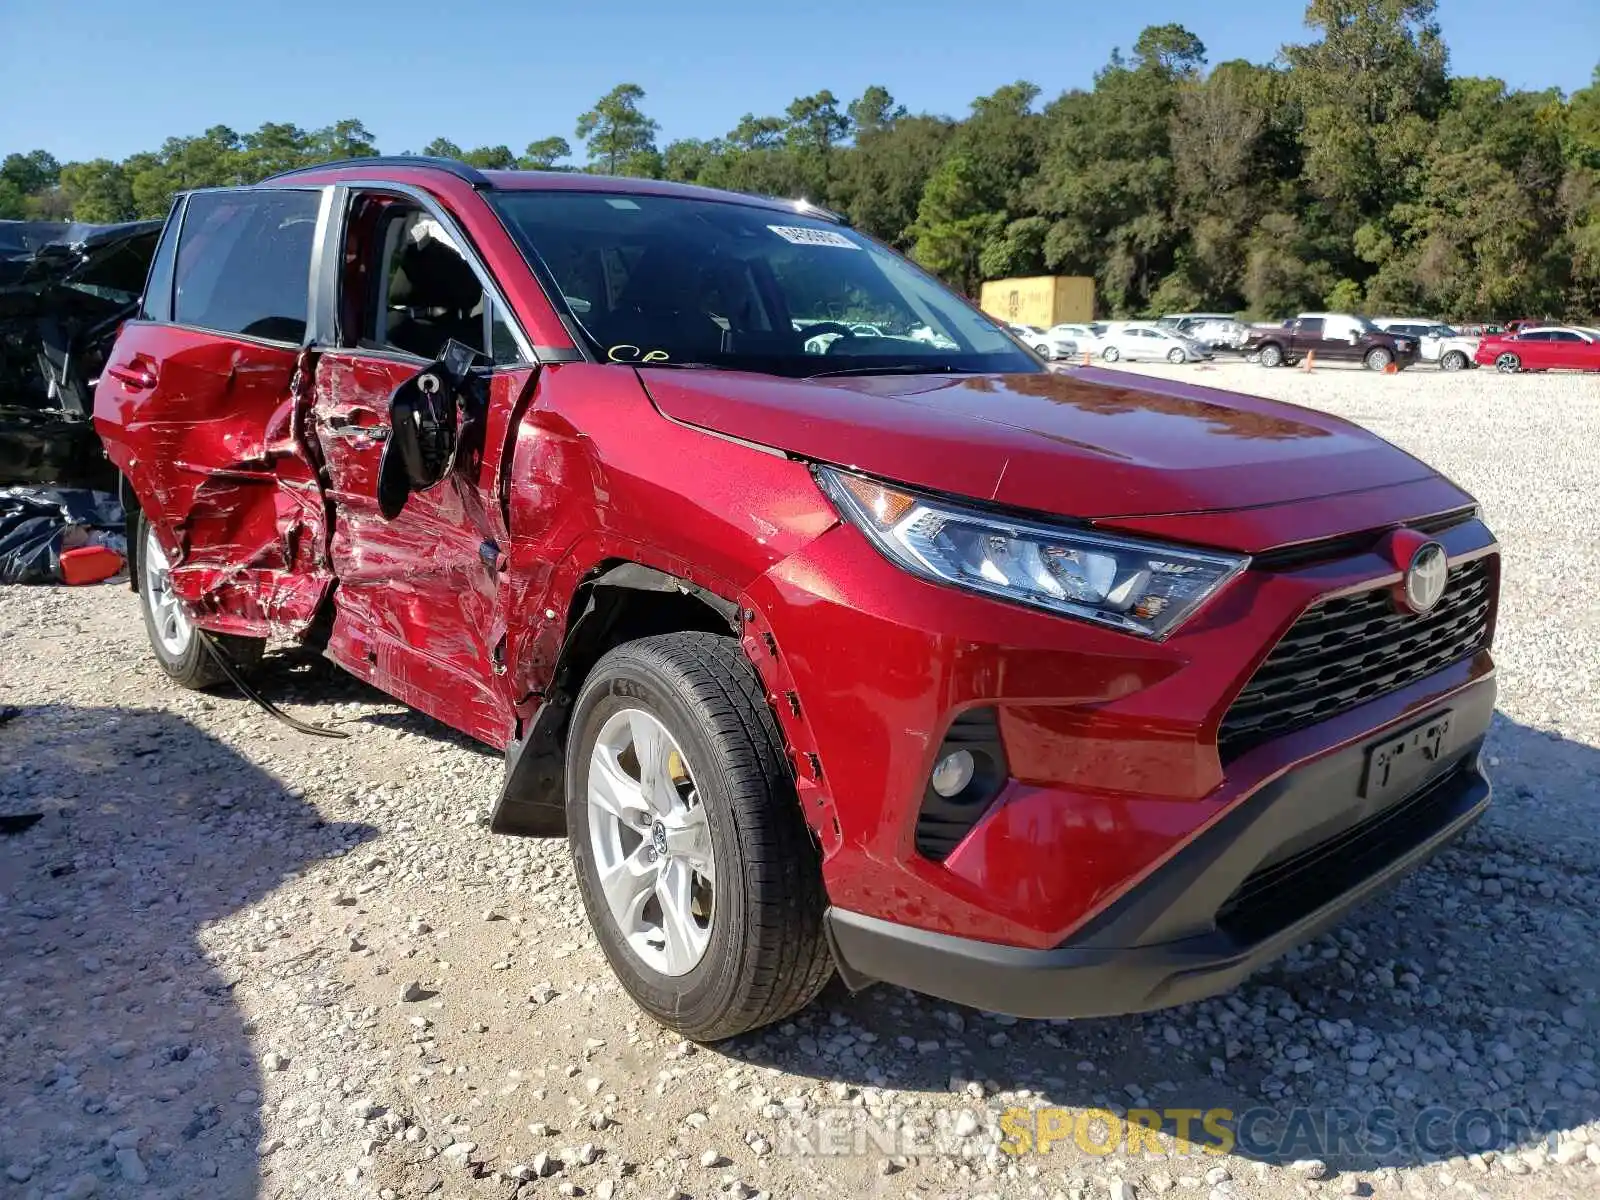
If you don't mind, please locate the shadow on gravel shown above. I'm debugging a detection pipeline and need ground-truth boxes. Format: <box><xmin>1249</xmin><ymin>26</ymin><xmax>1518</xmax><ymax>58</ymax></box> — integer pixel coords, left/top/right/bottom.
<box><xmin>732</xmin><ymin>712</ymin><xmax>1600</xmax><ymax>1175</ymax></box>
<box><xmin>0</xmin><ymin>704</ymin><xmax>375</xmax><ymax>1198</ymax></box>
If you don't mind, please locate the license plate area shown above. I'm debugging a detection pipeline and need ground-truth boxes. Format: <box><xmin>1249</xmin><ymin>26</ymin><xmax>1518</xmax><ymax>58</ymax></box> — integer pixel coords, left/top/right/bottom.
<box><xmin>1360</xmin><ymin>711</ymin><xmax>1454</xmax><ymax>803</ymax></box>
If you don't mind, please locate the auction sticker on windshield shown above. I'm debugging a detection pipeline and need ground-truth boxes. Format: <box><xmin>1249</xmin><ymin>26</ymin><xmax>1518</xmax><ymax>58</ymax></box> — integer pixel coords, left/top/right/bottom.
<box><xmin>768</xmin><ymin>225</ymin><xmax>860</xmax><ymax>249</ymax></box>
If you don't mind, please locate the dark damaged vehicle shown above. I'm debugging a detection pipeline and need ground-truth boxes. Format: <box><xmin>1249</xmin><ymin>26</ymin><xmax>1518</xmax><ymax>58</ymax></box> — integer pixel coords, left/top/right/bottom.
<box><xmin>94</xmin><ymin>160</ymin><xmax>1499</xmax><ymax>1040</ymax></box>
<box><xmin>1</xmin><ymin>219</ymin><xmax>160</xmax><ymax>489</ymax></box>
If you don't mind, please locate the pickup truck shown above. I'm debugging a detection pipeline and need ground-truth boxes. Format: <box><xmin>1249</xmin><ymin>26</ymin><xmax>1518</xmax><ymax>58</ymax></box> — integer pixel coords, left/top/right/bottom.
<box><xmin>1244</xmin><ymin>313</ymin><xmax>1418</xmax><ymax>371</ymax></box>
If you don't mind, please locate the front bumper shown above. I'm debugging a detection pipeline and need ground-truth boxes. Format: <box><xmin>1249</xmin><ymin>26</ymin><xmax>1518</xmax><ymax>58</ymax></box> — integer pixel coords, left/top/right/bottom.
<box><xmin>826</xmin><ymin>678</ymin><xmax>1493</xmax><ymax>1018</ymax></box>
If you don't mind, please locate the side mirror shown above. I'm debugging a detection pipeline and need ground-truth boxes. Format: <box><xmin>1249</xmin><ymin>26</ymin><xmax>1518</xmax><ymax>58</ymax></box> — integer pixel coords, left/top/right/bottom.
<box><xmin>376</xmin><ymin>340</ymin><xmax>475</xmax><ymax>519</ymax></box>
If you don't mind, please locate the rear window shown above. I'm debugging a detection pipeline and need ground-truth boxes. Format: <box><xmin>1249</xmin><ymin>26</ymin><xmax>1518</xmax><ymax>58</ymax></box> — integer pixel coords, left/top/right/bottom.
<box><xmin>173</xmin><ymin>189</ymin><xmax>320</xmax><ymax>344</ymax></box>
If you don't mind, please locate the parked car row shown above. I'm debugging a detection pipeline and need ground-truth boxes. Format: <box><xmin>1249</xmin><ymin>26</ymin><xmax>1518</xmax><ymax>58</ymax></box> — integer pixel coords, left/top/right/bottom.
<box><xmin>1473</xmin><ymin>325</ymin><xmax>1600</xmax><ymax>373</ymax></box>
<box><xmin>1006</xmin><ymin>320</ymin><xmax>1215</xmax><ymax>365</ymax></box>
<box><xmin>1242</xmin><ymin>313</ymin><xmax>1420</xmax><ymax>372</ymax></box>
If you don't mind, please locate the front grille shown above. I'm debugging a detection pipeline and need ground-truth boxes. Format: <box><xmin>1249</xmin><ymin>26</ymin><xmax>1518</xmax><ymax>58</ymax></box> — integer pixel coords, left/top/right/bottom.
<box><xmin>1218</xmin><ymin>557</ymin><xmax>1493</xmax><ymax>762</ymax></box>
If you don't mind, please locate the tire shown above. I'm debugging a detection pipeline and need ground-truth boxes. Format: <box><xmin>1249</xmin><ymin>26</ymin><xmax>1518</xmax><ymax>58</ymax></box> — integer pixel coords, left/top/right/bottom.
<box><xmin>1258</xmin><ymin>343</ymin><xmax>1284</xmax><ymax>368</ymax></box>
<box><xmin>1440</xmin><ymin>351</ymin><xmax>1468</xmax><ymax>372</ymax></box>
<box><xmin>137</xmin><ymin>513</ymin><xmax>264</xmax><ymax>689</ymax></box>
<box><xmin>1167</xmin><ymin>347</ymin><xmax>1187</xmax><ymax>365</ymax></box>
<box><xmin>1101</xmin><ymin>345</ymin><xmax>1121</xmax><ymax>362</ymax></box>
<box><xmin>565</xmin><ymin>632</ymin><xmax>831</xmax><ymax>1041</ymax></box>
<box><xmin>1364</xmin><ymin>347</ymin><xmax>1393</xmax><ymax>371</ymax></box>
<box><xmin>1032</xmin><ymin>342</ymin><xmax>1052</xmax><ymax>359</ymax></box>
<box><xmin>1495</xmin><ymin>352</ymin><xmax>1521</xmax><ymax>374</ymax></box>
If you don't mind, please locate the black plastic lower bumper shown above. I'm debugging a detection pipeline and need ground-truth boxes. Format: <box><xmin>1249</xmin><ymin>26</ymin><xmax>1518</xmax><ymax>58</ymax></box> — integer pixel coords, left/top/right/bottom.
<box><xmin>826</xmin><ymin>678</ymin><xmax>1494</xmax><ymax>1019</ymax></box>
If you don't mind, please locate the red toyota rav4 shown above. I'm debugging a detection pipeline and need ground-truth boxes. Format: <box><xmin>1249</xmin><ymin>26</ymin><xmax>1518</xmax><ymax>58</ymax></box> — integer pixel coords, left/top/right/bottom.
<box><xmin>93</xmin><ymin>159</ymin><xmax>1498</xmax><ymax>1040</ymax></box>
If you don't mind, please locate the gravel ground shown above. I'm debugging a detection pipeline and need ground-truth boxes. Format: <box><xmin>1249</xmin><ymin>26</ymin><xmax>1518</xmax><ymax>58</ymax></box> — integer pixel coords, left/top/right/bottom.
<box><xmin>3</xmin><ymin>359</ymin><xmax>1599</xmax><ymax>1200</ymax></box>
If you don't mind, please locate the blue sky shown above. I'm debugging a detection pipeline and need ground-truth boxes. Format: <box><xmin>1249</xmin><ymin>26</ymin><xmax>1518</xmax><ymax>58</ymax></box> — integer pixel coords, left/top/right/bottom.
<box><xmin>2</xmin><ymin>0</ymin><xmax>1595</xmax><ymax>164</ymax></box>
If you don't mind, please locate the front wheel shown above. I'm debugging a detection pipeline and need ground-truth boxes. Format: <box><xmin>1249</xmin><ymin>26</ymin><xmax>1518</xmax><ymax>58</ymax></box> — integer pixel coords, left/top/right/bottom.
<box><xmin>1032</xmin><ymin>342</ymin><xmax>1052</xmax><ymax>359</ymax></box>
<box><xmin>1364</xmin><ymin>347</ymin><xmax>1393</xmax><ymax>371</ymax></box>
<box><xmin>566</xmin><ymin>632</ymin><xmax>831</xmax><ymax>1041</ymax></box>
<box><xmin>1167</xmin><ymin>347</ymin><xmax>1187</xmax><ymax>365</ymax></box>
<box><xmin>137</xmin><ymin>513</ymin><xmax>263</xmax><ymax>689</ymax></box>
<box><xmin>1258</xmin><ymin>344</ymin><xmax>1284</xmax><ymax>368</ymax></box>
<box><xmin>1101</xmin><ymin>345</ymin><xmax>1121</xmax><ymax>362</ymax></box>
<box><xmin>1495</xmin><ymin>352</ymin><xmax>1521</xmax><ymax>374</ymax></box>
<box><xmin>1440</xmin><ymin>350</ymin><xmax>1469</xmax><ymax>372</ymax></box>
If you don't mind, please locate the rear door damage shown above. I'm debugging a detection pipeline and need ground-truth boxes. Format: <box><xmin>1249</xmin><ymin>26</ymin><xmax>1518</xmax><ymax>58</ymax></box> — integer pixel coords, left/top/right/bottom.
<box><xmin>93</xmin><ymin>189</ymin><xmax>334</xmax><ymax>637</ymax></box>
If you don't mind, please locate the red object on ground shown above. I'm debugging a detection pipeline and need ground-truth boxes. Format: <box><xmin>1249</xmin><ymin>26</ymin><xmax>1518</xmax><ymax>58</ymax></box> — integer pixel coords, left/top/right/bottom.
<box><xmin>58</xmin><ymin>545</ymin><xmax>124</xmax><ymax>585</ymax></box>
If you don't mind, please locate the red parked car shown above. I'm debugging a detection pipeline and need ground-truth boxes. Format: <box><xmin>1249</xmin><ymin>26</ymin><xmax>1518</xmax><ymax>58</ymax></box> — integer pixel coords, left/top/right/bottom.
<box><xmin>1474</xmin><ymin>325</ymin><xmax>1600</xmax><ymax>373</ymax></box>
<box><xmin>93</xmin><ymin>160</ymin><xmax>1500</xmax><ymax>1039</ymax></box>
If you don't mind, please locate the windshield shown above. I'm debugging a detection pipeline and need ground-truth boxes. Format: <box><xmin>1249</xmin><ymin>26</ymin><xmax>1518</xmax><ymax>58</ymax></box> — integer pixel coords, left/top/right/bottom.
<box><xmin>490</xmin><ymin>191</ymin><xmax>1037</xmax><ymax>378</ymax></box>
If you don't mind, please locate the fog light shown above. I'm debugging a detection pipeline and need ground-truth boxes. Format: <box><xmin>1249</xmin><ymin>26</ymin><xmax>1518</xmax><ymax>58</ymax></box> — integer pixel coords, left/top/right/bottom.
<box><xmin>930</xmin><ymin>749</ymin><xmax>976</xmax><ymax>798</ymax></box>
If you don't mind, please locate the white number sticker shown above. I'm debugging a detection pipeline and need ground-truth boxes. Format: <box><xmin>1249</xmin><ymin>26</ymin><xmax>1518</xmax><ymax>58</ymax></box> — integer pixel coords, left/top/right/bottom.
<box><xmin>768</xmin><ymin>225</ymin><xmax>860</xmax><ymax>249</ymax></box>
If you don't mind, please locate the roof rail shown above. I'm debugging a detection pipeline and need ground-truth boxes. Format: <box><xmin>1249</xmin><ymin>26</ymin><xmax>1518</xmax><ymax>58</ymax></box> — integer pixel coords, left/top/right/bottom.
<box><xmin>260</xmin><ymin>156</ymin><xmax>493</xmax><ymax>188</ymax></box>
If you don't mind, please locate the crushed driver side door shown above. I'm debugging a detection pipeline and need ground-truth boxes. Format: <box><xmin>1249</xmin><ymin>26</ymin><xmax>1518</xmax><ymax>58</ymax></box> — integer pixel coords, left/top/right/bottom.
<box><xmin>94</xmin><ymin>187</ymin><xmax>335</xmax><ymax>638</ymax></box>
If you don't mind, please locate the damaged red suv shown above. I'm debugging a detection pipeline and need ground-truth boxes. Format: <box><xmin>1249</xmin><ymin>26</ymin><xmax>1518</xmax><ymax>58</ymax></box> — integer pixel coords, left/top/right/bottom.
<box><xmin>94</xmin><ymin>159</ymin><xmax>1498</xmax><ymax>1040</ymax></box>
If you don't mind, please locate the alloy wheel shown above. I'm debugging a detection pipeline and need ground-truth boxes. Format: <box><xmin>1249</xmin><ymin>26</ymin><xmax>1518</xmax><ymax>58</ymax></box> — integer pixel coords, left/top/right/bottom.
<box><xmin>586</xmin><ymin>708</ymin><xmax>715</xmax><ymax>977</ymax></box>
<box><xmin>143</xmin><ymin>526</ymin><xmax>193</xmax><ymax>657</ymax></box>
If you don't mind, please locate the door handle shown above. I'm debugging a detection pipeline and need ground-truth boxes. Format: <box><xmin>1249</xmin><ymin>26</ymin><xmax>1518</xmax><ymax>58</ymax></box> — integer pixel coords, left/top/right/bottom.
<box><xmin>322</xmin><ymin>419</ymin><xmax>389</xmax><ymax>442</ymax></box>
<box><xmin>107</xmin><ymin>363</ymin><xmax>156</xmax><ymax>390</ymax></box>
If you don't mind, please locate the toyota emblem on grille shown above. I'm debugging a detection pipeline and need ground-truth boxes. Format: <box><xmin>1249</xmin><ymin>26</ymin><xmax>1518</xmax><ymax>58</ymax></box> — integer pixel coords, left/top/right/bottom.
<box><xmin>1403</xmin><ymin>541</ymin><xmax>1448</xmax><ymax>614</ymax></box>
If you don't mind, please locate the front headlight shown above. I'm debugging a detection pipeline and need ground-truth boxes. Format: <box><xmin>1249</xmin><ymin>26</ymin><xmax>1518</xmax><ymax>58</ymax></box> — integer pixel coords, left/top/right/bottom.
<box><xmin>815</xmin><ymin>468</ymin><xmax>1249</xmax><ymax>639</ymax></box>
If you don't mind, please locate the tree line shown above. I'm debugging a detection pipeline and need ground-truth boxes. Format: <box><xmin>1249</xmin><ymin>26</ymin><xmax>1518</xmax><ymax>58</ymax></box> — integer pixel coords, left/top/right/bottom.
<box><xmin>4</xmin><ymin>0</ymin><xmax>1597</xmax><ymax>322</ymax></box>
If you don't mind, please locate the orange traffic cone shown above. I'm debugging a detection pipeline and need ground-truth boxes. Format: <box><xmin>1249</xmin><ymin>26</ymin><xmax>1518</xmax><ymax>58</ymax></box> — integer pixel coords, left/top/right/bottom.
<box><xmin>1081</xmin><ymin>349</ymin><xmax>1092</xmax><ymax>366</ymax></box>
<box><xmin>1301</xmin><ymin>351</ymin><xmax>1316</xmax><ymax>373</ymax></box>
<box><xmin>1383</xmin><ymin>362</ymin><xmax>1398</xmax><ymax>375</ymax></box>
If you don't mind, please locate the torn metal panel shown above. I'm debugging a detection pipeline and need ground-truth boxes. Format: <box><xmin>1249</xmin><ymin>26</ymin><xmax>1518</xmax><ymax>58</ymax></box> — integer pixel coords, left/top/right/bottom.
<box><xmin>0</xmin><ymin>220</ymin><xmax>160</xmax><ymax>489</ymax></box>
<box><xmin>92</xmin><ymin>325</ymin><xmax>332</xmax><ymax>637</ymax></box>
<box><xmin>310</xmin><ymin>352</ymin><xmax>523</xmax><ymax>748</ymax></box>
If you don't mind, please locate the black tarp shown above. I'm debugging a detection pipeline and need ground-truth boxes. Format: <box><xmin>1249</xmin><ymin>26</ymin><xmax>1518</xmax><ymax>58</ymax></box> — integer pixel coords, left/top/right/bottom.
<box><xmin>0</xmin><ymin>219</ymin><xmax>161</xmax><ymax>489</ymax></box>
<box><xmin>0</xmin><ymin>487</ymin><xmax>124</xmax><ymax>584</ymax></box>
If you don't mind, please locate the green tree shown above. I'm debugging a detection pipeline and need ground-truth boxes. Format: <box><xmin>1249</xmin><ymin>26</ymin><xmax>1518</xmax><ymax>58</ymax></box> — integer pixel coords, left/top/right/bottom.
<box><xmin>421</xmin><ymin>137</ymin><xmax>466</xmax><ymax>159</ymax></box>
<box><xmin>311</xmin><ymin>119</ymin><xmax>379</xmax><ymax>161</ymax></box>
<box><xmin>521</xmin><ymin>137</ymin><xmax>572</xmax><ymax>169</ymax></box>
<box><xmin>836</xmin><ymin>114</ymin><xmax>953</xmax><ymax>247</ymax></box>
<box><xmin>1030</xmin><ymin>28</ymin><xmax>1202</xmax><ymax>313</ymax></box>
<box><xmin>58</xmin><ymin>159</ymin><xmax>135</xmax><ymax>222</ymax></box>
<box><xmin>576</xmin><ymin>84</ymin><xmax>660</xmax><ymax>175</ymax></box>
<box><xmin>910</xmin><ymin>152</ymin><xmax>1007</xmax><ymax>295</ymax></box>
<box><xmin>241</xmin><ymin>122</ymin><xmax>312</xmax><ymax>179</ymax></box>
<box><xmin>1</xmin><ymin>150</ymin><xmax>61</xmax><ymax>197</ymax></box>
<box><xmin>0</xmin><ymin>177</ymin><xmax>26</xmax><ymax>219</ymax></box>
<box><xmin>727</xmin><ymin>114</ymin><xmax>786</xmax><ymax>152</ymax></box>
<box><xmin>461</xmin><ymin>145</ymin><xmax>518</xmax><ymax>169</ymax></box>
<box><xmin>1284</xmin><ymin>0</ymin><xmax>1447</xmax><ymax>229</ymax></box>
<box><xmin>847</xmin><ymin>86</ymin><xmax>906</xmax><ymax>136</ymax></box>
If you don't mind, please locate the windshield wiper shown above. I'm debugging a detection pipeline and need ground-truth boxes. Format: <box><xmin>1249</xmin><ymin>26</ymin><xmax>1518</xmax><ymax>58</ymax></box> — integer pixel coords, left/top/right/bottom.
<box><xmin>803</xmin><ymin>363</ymin><xmax>979</xmax><ymax>380</ymax></box>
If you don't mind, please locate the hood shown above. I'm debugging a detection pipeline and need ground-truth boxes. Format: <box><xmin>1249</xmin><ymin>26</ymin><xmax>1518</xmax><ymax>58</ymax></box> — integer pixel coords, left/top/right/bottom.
<box><xmin>641</xmin><ymin>366</ymin><xmax>1439</xmax><ymax>522</ymax></box>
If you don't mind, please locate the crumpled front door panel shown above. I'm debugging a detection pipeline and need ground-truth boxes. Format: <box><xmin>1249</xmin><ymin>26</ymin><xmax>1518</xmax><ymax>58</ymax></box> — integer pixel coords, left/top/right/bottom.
<box><xmin>310</xmin><ymin>352</ymin><xmax>518</xmax><ymax>746</ymax></box>
<box><xmin>93</xmin><ymin>322</ymin><xmax>331</xmax><ymax>637</ymax></box>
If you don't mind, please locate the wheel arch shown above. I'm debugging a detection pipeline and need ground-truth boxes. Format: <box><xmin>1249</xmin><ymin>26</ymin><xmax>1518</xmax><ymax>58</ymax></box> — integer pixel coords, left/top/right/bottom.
<box><xmin>117</xmin><ymin>472</ymin><xmax>144</xmax><ymax>594</ymax></box>
<box><xmin>491</xmin><ymin>560</ymin><xmax>747</xmax><ymax>837</ymax></box>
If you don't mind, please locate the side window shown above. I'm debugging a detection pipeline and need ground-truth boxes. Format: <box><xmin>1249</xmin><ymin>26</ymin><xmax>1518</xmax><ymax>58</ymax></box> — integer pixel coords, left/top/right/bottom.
<box><xmin>1296</xmin><ymin>318</ymin><xmax>1325</xmax><ymax>337</ymax></box>
<box><xmin>346</xmin><ymin>195</ymin><xmax>523</xmax><ymax>366</ymax></box>
<box><xmin>1548</xmin><ymin>331</ymin><xmax>1581</xmax><ymax>342</ymax></box>
<box><xmin>174</xmin><ymin>189</ymin><xmax>320</xmax><ymax>343</ymax></box>
<box><xmin>139</xmin><ymin>198</ymin><xmax>183</xmax><ymax>322</ymax></box>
